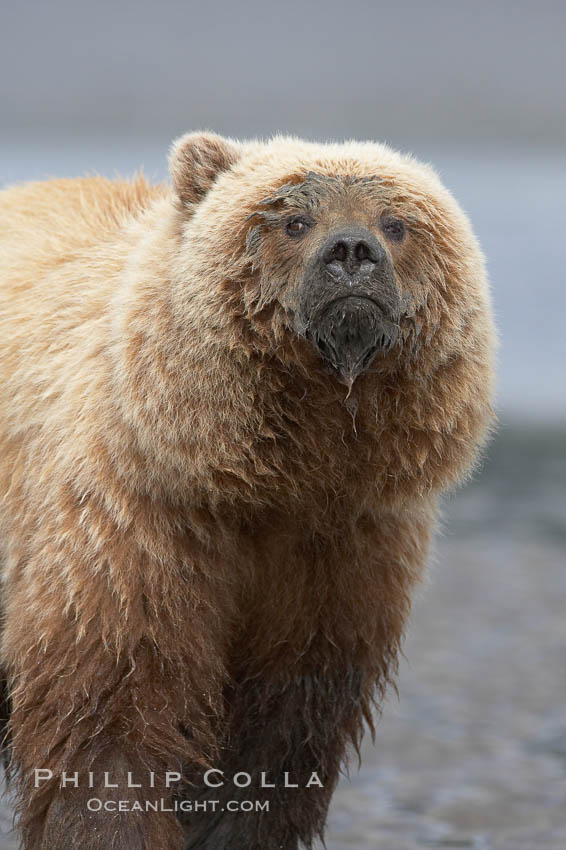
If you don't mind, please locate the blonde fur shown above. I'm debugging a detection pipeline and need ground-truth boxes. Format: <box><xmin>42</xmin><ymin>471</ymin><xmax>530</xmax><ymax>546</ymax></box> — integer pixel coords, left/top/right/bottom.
<box><xmin>0</xmin><ymin>134</ymin><xmax>495</xmax><ymax>850</ymax></box>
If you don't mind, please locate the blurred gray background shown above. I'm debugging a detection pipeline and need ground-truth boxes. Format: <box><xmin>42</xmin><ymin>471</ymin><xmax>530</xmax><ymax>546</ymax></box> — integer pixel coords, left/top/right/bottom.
<box><xmin>1</xmin><ymin>1</ymin><xmax>565</xmax><ymax>848</ymax></box>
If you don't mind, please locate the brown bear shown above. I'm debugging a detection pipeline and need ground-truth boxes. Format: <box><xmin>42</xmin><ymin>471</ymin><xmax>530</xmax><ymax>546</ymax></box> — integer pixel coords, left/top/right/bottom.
<box><xmin>0</xmin><ymin>132</ymin><xmax>495</xmax><ymax>850</ymax></box>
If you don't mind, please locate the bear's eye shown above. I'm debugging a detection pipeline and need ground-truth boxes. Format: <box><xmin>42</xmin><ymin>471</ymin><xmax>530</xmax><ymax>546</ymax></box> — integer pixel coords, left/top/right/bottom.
<box><xmin>381</xmin><ymin>215</ymin><xmax>405</xmax><ymax>243</ymax></box>
<box><xmin>285</xmin><ymin>216</ymin><xmax>313</xmax><ymax>237</ymax></box>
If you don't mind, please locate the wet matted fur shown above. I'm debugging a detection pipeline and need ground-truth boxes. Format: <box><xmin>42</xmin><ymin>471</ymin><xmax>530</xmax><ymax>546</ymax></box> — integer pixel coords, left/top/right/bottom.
<box><xmin>0</xmin><ymin>133</ymin><xmax>495</xmax><ymax>849</ymax></box>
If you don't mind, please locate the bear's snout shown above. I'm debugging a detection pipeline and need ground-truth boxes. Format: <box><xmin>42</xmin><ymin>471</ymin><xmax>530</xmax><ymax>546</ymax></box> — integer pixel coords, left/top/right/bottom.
<box><xmin>321</xmin><ymin>227</ymin><xmax>386</xmax><ymax>284</ymax></box>
<box><xmin>297</xmin><ymin>226</ymin><xmax>401</xmax><ymax>385</ymax></box>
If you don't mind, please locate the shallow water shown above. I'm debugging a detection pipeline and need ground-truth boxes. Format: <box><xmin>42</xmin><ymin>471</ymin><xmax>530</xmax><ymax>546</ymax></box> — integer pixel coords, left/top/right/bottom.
<box><xmin>326</xmin><ymin>426</ymin><xmax>566</xmax><ymax>849</ymax></box>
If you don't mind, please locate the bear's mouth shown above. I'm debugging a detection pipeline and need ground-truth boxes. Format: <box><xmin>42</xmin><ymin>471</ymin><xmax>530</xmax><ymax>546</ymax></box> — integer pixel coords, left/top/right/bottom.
<box><xmin>307</xmin><ymin>295</ymin><xmax>399</xmax><ymax>386</ymax></box>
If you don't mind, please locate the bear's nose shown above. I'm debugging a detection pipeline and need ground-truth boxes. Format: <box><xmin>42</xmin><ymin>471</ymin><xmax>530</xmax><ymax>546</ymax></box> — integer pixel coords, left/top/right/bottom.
<box><xmin>322</xmin><ymin>229</ymin><xmax>384</xmax><ymax>278</ymax></box>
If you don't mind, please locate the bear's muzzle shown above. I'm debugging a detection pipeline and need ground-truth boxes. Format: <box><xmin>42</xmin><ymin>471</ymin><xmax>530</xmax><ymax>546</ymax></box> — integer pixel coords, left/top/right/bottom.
<box><xmin>308</xmin><ymin>296</ymin><xmax>399</xmax><ymax>386</ymax></box>
<box><xmin>298</xmin><ymin>227</ymin><xmax>401</xmax><ymax>385</ymax></box>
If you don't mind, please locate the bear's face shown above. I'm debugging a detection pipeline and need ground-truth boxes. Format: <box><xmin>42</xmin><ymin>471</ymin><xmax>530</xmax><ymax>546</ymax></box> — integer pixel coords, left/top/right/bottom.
<box><xmin>170</xmin><ymin>133</ymin><xmax>492</xmax><ymax>392</ymax></box>
<box><xmin>245</xmin><ymin>172</ymin><xmax>403</xmax><ymax>387</ymax></box>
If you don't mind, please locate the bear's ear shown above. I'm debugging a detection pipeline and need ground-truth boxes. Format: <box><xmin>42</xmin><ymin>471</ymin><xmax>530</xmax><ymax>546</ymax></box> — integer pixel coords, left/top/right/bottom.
<box><xmin>169</xmin><ymin>131</ymin><xmax>241</xmax><ymax>207</ymax></box>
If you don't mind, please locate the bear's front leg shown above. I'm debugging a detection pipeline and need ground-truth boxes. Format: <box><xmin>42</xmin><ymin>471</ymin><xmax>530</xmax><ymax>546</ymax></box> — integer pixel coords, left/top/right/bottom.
<box><xmin>5</xmin><ymin>633</ymin><xmax>196</xmax><ymax>850</ymax></box>
<box><xmin>1</xmin><ymin>516</ymin><xmax>232</xmax><ymax>850</ymax></box>
<box><xmin>180</xmin><ymin>506</ymin><xmax>431</xmax><ymax>850</ymax></box>
<box><xmin>181</xmin><ymin>666</ymin><xmax>371</xmax><ymax>850</ymax></box>
<box><xmin>36</xmin><ymin>744</ymin><xmax>185</xmax><ymax>850</ymax></box>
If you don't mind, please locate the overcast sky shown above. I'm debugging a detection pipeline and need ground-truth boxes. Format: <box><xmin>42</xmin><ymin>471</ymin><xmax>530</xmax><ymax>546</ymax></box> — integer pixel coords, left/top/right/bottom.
<box><xmin>2</xmin><ymin>0</ymin><xmax>566</xmax><ymax>420</ymax></box>
<box><xmin>2</xmin><ymin>0</ymin><xmax>565</xmax><ymax>148</ymax></box>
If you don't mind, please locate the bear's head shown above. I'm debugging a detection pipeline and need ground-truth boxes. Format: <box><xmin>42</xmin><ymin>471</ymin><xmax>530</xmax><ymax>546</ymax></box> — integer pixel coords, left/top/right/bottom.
<box><xmin>168</xmin><ymin>132</ymin><xmax>494</xmax><ymax>404</ymax></box>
